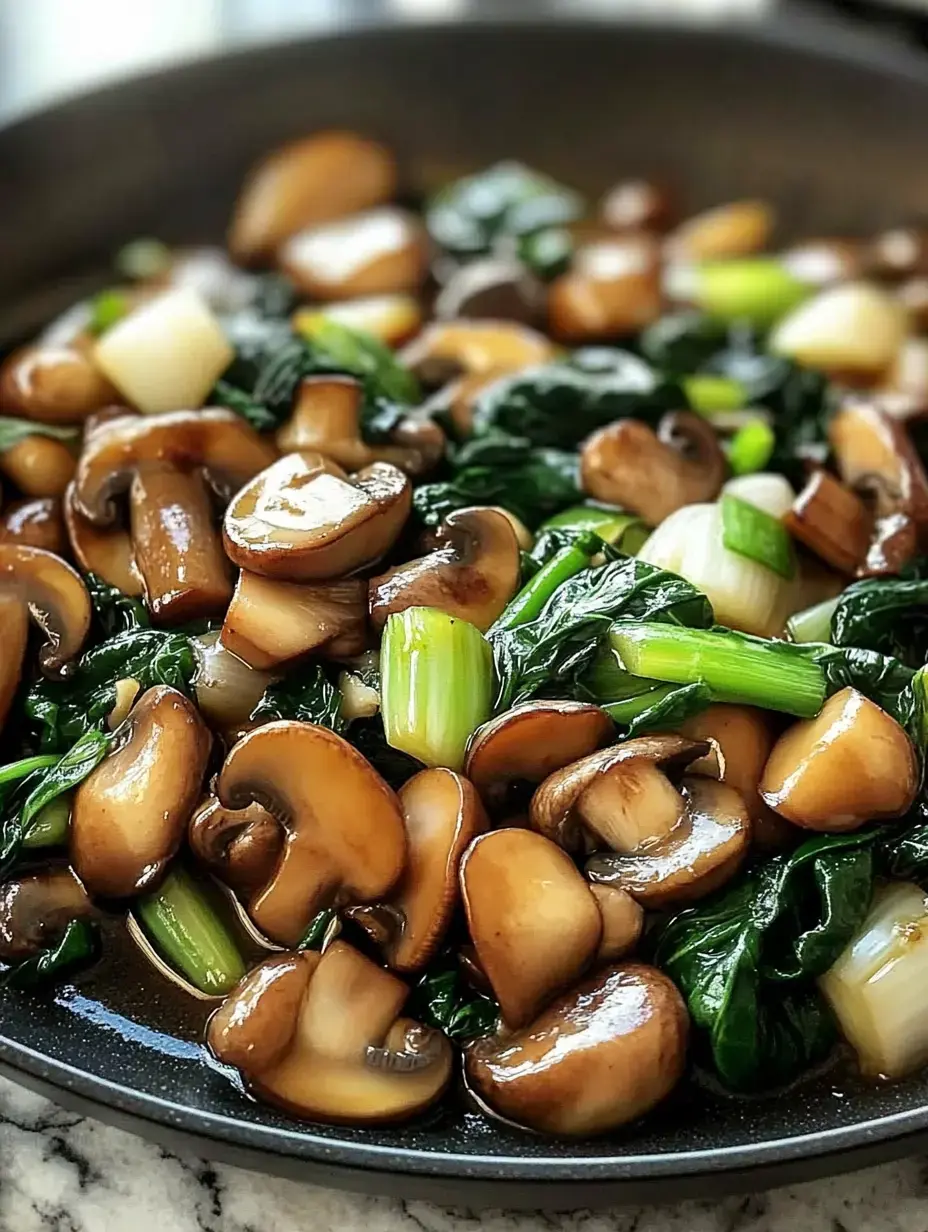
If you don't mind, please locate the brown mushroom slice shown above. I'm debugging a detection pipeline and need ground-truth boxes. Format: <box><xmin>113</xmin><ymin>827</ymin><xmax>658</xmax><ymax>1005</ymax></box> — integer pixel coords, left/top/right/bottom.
<box><xmin>760</xmin><ymin>686</ymin><xmax>918</xmax><ymax>832</ymax></box>
<box><xmin>72</xmin><ymin>409</ymin><xmax>277</xmax><ymax>527</ymax></box>
<box><xmin>0</xmin><ymin>498</ymin><xmax>65</xmax><ymax>553</ymax></box>
<box><xmin>433</xmin><ymin>258</ymin><xmax>545</xmax><ymax>325</ymax></box>
<box><xmin>666</xmin><ymin>199</ymin><xmax>773</xmax><ymax>261</ymax></box>
<box><xmin>71</xmin><ymin>685</ymin><xmax>212</xmax><ymax>898</ymax></box>
<box><xmin>229</xmin><ymin>131</ymin><xmax>398</xmax><ymax>264</ymax></box>
<box><xmin>0</xmin><ymin>543</ymin><xmax>91</xmax><ymax>675</ymax></box>
<box><xmin>464</xmin><ymin>700</ymin><xmax>614</xmax><ymax>814</ymax></box>
<box><xmin>0</xmin><ymin>590</ymin><xmax>28</xmax><ymax>731</ymax></box>
<box><xmin>368</xmin><ymin>506</ymin><xmax>520</xmax><ymax>633</ymax></box>
<box><xmin>829</xmin><ymin>398</ymin><xmax>928</xmax><ymax>574</ymax></box>
<box><xmin>216</xmin><ymin>721</ymin><xmax>406</xmax><ymax>946</ymax></box>
<box><xmin>784</xmin><ymin>470</ymin><xmax>873</xmax><ymax>576</ymax></box>
<box><xmin>548</xmin><ymin>236</ymin><xmax>663</xmax><ymax>343</ymax></box>
<box><xmin>600</xmin><ymin>179</ymin><xmax>674</xmax><ymax>232</ymax></box>
<box><xmin>581</xmin><ymin>411</ymin><xmax>726</xmax><ymax>525</ymax></box>
<box><xmin>364</xmin><ymin>768</ymin><xmax>488</xmax><ymax>973</ymax></box>
<box><xmin>399</xmin><ymin>320</ymin><xmax>556</xmax><ymax>386</ymax></box>
<box><xmin>189</xmin><ymin>797</ymin><xmax>283</xmax><ymax>898</ymax></box>
<box><xmin>279</xmin><ymin>207</ymin><xmax>428</xmax><ymax>300</ymax></box>
<box><xmin>64</xmin><ymin>484</ymin><xmax>143</xmax><ymax>596</ymax></box>
<box><xmin>589</xmin><ymin>884</ymin><xmax>644</xmax><ymax>963</ymax></box>
<box><xmin>460</xmin><ymin>828</ymin><xmax>602</xmax><ymax>1030</ymax></box>
<box><xmin>586</xmin><ymin>777</ymin><xmax>750</xmax><ymax>907</ymax></box>
<box><xmin>0</xmin><ymin>868</ymin><xmax>94</xmax><ymax>962</ymax></box>
<box><xmin>208</xmin><ymin>942</ymin><xmax>452</xmax><ymax>1124</ymax></box>
<box><xmin>0</xmin><ymin>345</ymin><xmax>117</xmax><ymax>424</ymax></box>
<box><xmin>465</xmin><ymin>963</ymin><xmax>688</xmax><ymax>1136</ymax></box>
<box><xmin>0</xmin><ymin>434</ymin><xmax>76</xmax><ymax>498</ymax></box>
<box><xmin>292</xmin><ymin>296</ymin><xmax>423</xmax><ymax>348</ymax></box>
<box><xmin>221</xmin><ymin>570</ymin><xmax>368</xmax><ymax>670</ymax></box>
<box><xmin>129</xmin><ymin>464</ymin><xmax>232</xmax><ymax>625</ymax></box>
<box><xmin>223</xmin><ymin>453</ymin><xmax>411</xmax><ymax>581</ymax></box>
<box><xmin>530</xmin><ymin>734</ymin><xmax>706</xmax><ymax>852</ymax></box>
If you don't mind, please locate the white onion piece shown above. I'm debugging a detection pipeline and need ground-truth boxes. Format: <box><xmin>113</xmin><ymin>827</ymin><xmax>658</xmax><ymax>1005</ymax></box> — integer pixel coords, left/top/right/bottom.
<box><xmin>338</xmin><ymin>670</ymin><xmax>381</xmax><ymax>721</ymax></box>
<box><xmin>820</xmin><ymin>882</ymin><xmax>928</xmax><ymax>1080</ymax></box>
<box><xmin>94</xmin><ymin>287</ymin><xmax>233</xmax><ymax>413</ymax></box>
<box><xmin>770</xmin><ymin>281</ymin><xmax>905</xmax><ymax>377</ymax></box>
<box><xmin>192</xmin><ymin>633</ymin><xmax>274</xmax><ymax>728</ymax></box>
<box><xmin>723</xmin><ymin>473</ymin><xmax>796</xmax><ymax>520</ymax></box>
<box><xmin>639</xmin><ymin>503</ymin><xmax>792</xmax><ymax>637</ymax></box>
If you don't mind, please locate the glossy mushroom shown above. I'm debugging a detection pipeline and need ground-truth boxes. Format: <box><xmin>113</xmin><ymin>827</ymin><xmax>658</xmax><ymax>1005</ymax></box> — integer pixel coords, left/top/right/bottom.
<box><xmin>0</xmin><ymin>498</ymin><xmax>65</xmax><ymax>553</ymax></box>
<box><xmin>0</xmin><ymin>433</ymin><xmax>76</xmax><ymax>498</ymax></box>
<box><xmin>760</xmin><ymin>686</ymin><xmax>918</xmax><ymax>832</ymax></box>
<box><xmin>71</xmin><ymin>685</ymin><xmax>212</xmax><ymax>898</ymax></box>
<box><xmin>368</xmin><ymin>506</ymin><xmax>520</xmax><ymax>632</ymax></box>
<box><xmin>548</xmin><ymin>235</ymin><xmax>663</xmax><ymax>342</ymax></box>
<box><xmin>189</xmin><ymin>797</ymin><xmax>283</xmax><ymax>898</ymax></box>
<box><xmin>292</xmin><ymin>295</ymin><xmax>423</xmax><ymax>348</ymax></box>
<box><xmin>221</xmin><ymin>570</ymin><xmax>368</xmax><ymax>670</ymax></box>
<box><xmin>460</xmin><ymin>827</ymin><xmax>603</xmax><ymax>1029</ymax></box>
<box><xmin>223</xmin><ymin>452</ymin><xmax>411</xmax><ymax>582</ymax></box>
<box><xmin>215</xmin><ymin>721</ymin><xmax>407</xmax><ymax>946</ymax></box>
<box><xmin>784</xmin><ymin>470</ymin><xmax>873</xmax><ymax>576</ymax></box>
<box><xmin>463</xmin><ymin>699</ymin><xmax>614</xmax><ymax>815</ymax></box>
<box><xmin>399</xmin><ymin>320</ymin><xmax>556</xmax><ymax>386</ymax></box>
<box><xmin>589</xmin><ymin>884</ymin><xmax>644</xmax><ymax>963</ymax></box>
<box><xmin>0</xmin><ymin>345</ymin><xmax>116</xmax><ymax>424</ymax></box>
<box><xmin>278</xmin><ymin>207</ymin><xmax>428</xmax><ymax>300</ymax></box>
<box><xmin>466</xmin><ymin>963</ymin><xmax>689</xmax><ymax>1136</ymax></box>
<box><xmin>63</xmin><ymin>484</ymin><xmax>143</xmax><ymax>596</ymax></box>
<box><xmin>666</xmin><ymin>199</ymin><xmax>773</xmax><ymax>261</ymax></box>
<box><xmin>600</xmin><ymin>179</ymin><xmax>674</xmax><ymax>232</ymax></box>
<box><xmin>208</xmin><ymin>941</ymin><xmax>452</xmax><ymax>1124</ymax></box>
<box><xmin>229</xmin><ymin>130</ymin><xmax>398</xmax><ymax>264</ymax></box>
<box><xmin>580</xmin><ymin>411</ymin><xmax>725</xmax><ymax>525</ymax></box>
<box><xmin>0</xmin><ymin>868</ymin><xmax>95</xmax><ymax>962</ymax></box>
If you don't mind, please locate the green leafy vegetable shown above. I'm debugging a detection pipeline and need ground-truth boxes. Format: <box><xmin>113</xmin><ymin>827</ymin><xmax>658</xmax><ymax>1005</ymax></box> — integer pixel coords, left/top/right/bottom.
<box><xmin>638</xmin><ymin>310</ymin><xmax>728</xmax><ymax>374</ymax></box>
<box><xmin>250</xmin><ymin>663</ymin><xmax>346</xmax><ymax>732</ymax></box>
<box><xmin>652</xmin><ymin>830</ymin><xmax>879</xmax><ymax>1090</ymax></box>
<box><xmin>298</xmin><ymin>907</ymin><xmax>340</xmax><ymax>951</ymax></box>
<box><xmin>85</xmin><ymin>574</ymin><xmax>149</xmax><ymax>636</ymax></box>
<box><xmin>301</xmin><ymin>317</ymin><xmax>420</xmax><ymax>407</ymax></box>
<box><xmin>0</xmin><ymin>919</ymin><xmax>97</xmax><ymax>990</ymax></box>
<box><xmin>720</xmin><ymin>493</ymin><xmax>795</xmax><ymax>580</ymax></box>
<box><xmin>407</xmin><ymin>950</ymin><xmax>499</xmax><ymax>1042</ymax></box>
<box><xmin>0</xmin><ymin>418</ymin><xmax>78</xmax><ymax>452</ymax></box>
<box><xmin>493</xmin><ymin>532</ymin><xmax>602</xmax><ymax>632</ymax></box>
<box><xmin>87</xmin><ymin>289</ymin><xmax>129</xmax><ymax>336</ymax></box>
<box><xmin>582</xmin><ymin>645</ymin><xmax>712</xmax><ymax>734</ymax></box>
<box><xmin>517</xmin><ymin>226</ymin><xmax>573</xmax><ymax>279</ymax></box>
<box><xmin>831</xmin><ymin>561</ymin><xmax>928</xmax><ymax>667</ymax></box>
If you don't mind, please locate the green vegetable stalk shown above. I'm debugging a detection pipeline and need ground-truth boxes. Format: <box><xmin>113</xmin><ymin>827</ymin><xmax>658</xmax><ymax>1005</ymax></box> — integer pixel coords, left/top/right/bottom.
<box><xmin>491</xmin><ymin>532</ymin><xmax>600</xmax><ymax>634</ymax></box>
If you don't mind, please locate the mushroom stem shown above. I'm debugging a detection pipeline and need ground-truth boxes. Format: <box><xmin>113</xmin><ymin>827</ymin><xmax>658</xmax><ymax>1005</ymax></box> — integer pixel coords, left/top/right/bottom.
<box><xmin>0</xmin><ymin>590</ymin><xmax>28</xmax><ymax>731</ymax></box>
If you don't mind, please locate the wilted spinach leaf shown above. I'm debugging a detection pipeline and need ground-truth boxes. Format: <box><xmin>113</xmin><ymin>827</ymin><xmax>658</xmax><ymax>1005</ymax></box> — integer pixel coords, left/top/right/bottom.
<box><xmin>638</xmin><ymin>310</ymin><xmax>729</xmax><ymax>374</ymax></box>
<box><xmin>471</xmin><ymin>349</ymin><xmax>684</xmax><ymax>449</ymax></box>
<box><xmin>85</xmin><ymin>574</ymin><xmax>149</xmax><ymax>636</ymax></box>
<box><xmin>814</xmin><ymin>645</ymin><xmax>916</xmax><ymax>734</ymax></box>
<box><xmin>250</xmin><ymin>663</ymin><xmax>346</xmax><ymax>732</ymax></box>
<box><xmin>349</xmin><ymin>719</ymin><xmax>421</xmax><ymax>790</ymax></box>
<box><xmin>653</xmin><ymin>830</ymin><xmax>878</xmax><ymax>1090</ymax></box>
<box><xmin>408</xmin><ymin>950</ymin><xmax>499</xmax><ymax>1042</ymax></box>
<box><xmin>831</xmin><ymin>562</ymin><xmax>928</xmax><ymax>667</ymax></box>
<box><xmin>297</xmin><ymin>907</ymin><xmax>340</xmax><ymax>951</ymax></box>
<box><xmin>1</xmin><ymin>918</ymin><xmax>97</xmax><ymax>990</ymax></box>
<box><xmin>426</xmin><ymin>161</ymin><xmax>583</xmax><ymax>258</ymax></box>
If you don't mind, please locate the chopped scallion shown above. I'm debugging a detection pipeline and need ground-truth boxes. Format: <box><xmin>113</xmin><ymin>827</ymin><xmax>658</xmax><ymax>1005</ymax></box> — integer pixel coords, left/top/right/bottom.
<box><xmin>728</xmin><ymin>418</ymin><xmax>776</xmax><ymax>476</ymax></box>
<box><xmin>720</xmin><ymin>492</ymin><xmax>795</xmax><ymax>579</ymax></box>
<box><xmin>786</xmin><ymin>596</ymin><xmax>840</xmax><ymax>645</ymax></box>
<box><xmin>695</xmin><ymin>257</ymin><xmax>810</xmax><ymax>327</ymax></box>
<box><xmin>683</xmin><ymin>374</ymin><xmax>746</xmax><ymax>415</ymax></box>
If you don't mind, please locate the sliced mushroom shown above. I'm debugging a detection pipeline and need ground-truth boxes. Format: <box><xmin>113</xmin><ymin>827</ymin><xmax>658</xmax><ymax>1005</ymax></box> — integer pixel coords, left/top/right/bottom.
<box><xmin>368</xmin><ymin>506</ymin><xmax>520</xmax><ymax>633</ymax></box>
<box><xmin>216</xmin><ymin>721</ymin><xmax>406</xmax><ymax>946</ymax></box>
<box><xmin>0</xmin><ymin>433</ymin><xmax>76</xmax><ymax>499</ymax></box>
<box><xmin>223</xmin><ymin>452</ymin><xmax>411</xmax><ymax>582</ymax></box>
<box><xmin>588</xmin><ymin>883</ymin><xmax>644</xmax><ymax>963</ymax></box>
<box><xmin>600</xmin><ymin>179</ymin><xmax>674</xmax><ymax>232</ymax></box>
<box><xmin>0</xmin><ymin>543</ymin><xmax>91</xmax><ymax>677</ymax></box>
<box><xmin>464</xmin><ymin>700</ymin><xmax>614</xmax><ymax>814</ymax></box>
<box><xmin>434</xmin><ymin>257</ymin><xmax>545</xmax><ymax>324</ymax></box>
<box><xmin>465</xmin><ymin>963</ymin><xmax>689</xmax><ymax>1136</ymax></box>
<box><xmin>190</xmin><ymin>630</ymin><xmax>276</xmax><ymax>730</ymax></box>
<box><xmin>399</xmin><ymin>320</ymin><xmax>556</xmax><ymax>386</ymax></box>
<box><xmin>666</xmin><ymin>199</ymin><xmax>773</xmax><ymax>261</ymax></box>
<box><xmin>0</xmin><ymin>345</ymin><xmax>117</xmax><ymax>424</ymax></box>
<box><xmin>71</xmin><ymin>685</ymin><xmax>212</xmax><ymax>898</ymax></box>
<box><xmin>229</xmin><ymin>130</ymin><xmax>398</xmax><ymax>264</ymax></box>
<box><xmin>581</xmin><ymin>410</ymin><xmax>726</xmax><ymax>527</ymax></box>
<box><xmin>208</xmin><ymin>941</ymin><xmax>452</xmax><ymax>1124</ymax></box>
<box><xmin>0</xmin><ymin>868</ymin><xmax>95</xmax><ymax>963</ymax></box>
<box><xmin>760</xmin><ymin>686</ymin><xmax>918</xmax><ymax>832</ymax></box>
<box><xmin>275</xmin><ymin>375</ymin><xmax>444</xmax><ymax>478</ymax></box>
<box><xmin>0</xmin><ymin>590</ymin><xmax>27</xmax><ymax>732</ymax></box>
<box><xmin>0</xmin><ymin>498</ymin><xmax>65</xmax><ymax>553</ymax></box>
<box><xmin>189</xmin><ymin>797</ymin><xmax>283</xmax><ymax>898</ymax></box>
<box><xmin>460</xmin><ymin>828</ymin><xmax>603</xmax><ymax>1029</ymax></box>
<box><xmin>279</xmin><ymin>207</ymin><xmax>428</xmax><ymax>300</ymax></box>
<box><xmin>784</xmin><ymin>470</ymin><xmax>873</xmax><ymax>576</ymax></box>
<box><xmin>435</xmin><ymin>366</ymin><xmax>516</xmax><ymax>439</ymax></box>
<box><xmin>221</xmin><ymin>569</ymin><xmax>368</xmax><ymax>670</ymax></box>
<box><xmin>129</xmin><ymin>464</ymin><xmax>233</xmax><ymax>624</ymax></box>
<box><xmin>353</xmin><ymin>768</ymin><xmax>488</xmax><ymax>973</ymax></box>
<box><xmin>292</xmin><ymin>295</ymin><xmax>423</xmax><ymax>348</ymax></box>
<box><xmin>829</xmin><ymin>398</ymin><xmax>928</xmax><ymax>574</ymax></box>
<box><xmin>548</xmin><ymin>236</ymin><xmax>663</xmax><ymax>342</ymax></box>
<box><xmin>64</xmin><ymin>483</ymin><xmax>143</xmax><ymax>596</ymax></box>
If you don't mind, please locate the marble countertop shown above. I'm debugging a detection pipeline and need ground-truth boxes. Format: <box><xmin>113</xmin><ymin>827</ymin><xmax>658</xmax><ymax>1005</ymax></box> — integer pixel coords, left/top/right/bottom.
<box><xmin>1</xmin><ymin>1072</ymin><xmax>926</xmax><ymax>1232</ymax></box>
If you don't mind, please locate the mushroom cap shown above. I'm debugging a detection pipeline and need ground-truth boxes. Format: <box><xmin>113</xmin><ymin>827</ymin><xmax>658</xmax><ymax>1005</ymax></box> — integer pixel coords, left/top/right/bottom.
<box><xmin>229</xmin><ymin>130</ymin><xmax>398</xmax><ymax>264</ymax></box>
<box><xmin>64</xmin><ymin>483</ymin><xmax>143</xmax><ymax>596</ymax></box>
<box><xmin>0</xmin><ymin>542</ymin><xmax>92</xmax><ymax>675</ymax></box>
<box><xmin>465</xmin><ymin>962</ymin><xmax>689</xmax><ymax>1136</ymax></box>
<box><xmin>0</xmin><ymin>433</ymin><xmax>77</xmax><ymax>498</ymax></box>
<box><xmin>0</xmin><ymin>344</ymin><xmax>117</xmax><ymax>424</ymax></box>
<box><xmin>0</xmin><ymin>497</ymin><xmax>66</xmax><ymax>554</ymax></box>
<box><xmin>548</xmin><ymin>236</ymin><xmax>663</xmax><ymax>343</ymax></box>
<box><xmin>208</xmin><ymin>941</ymin><xmax>453</xmax><ymax>1125</ymax></box>
<box><xmin>221</xmin><ymin>569</ymin><xmax>369</xmax><ymax>670</ymax></box>
<box><xmin>72</xmin><ymin>409</ymin><xmax>277</xmax><ymax>527</ymax></box>
<box><xmin>0</xmin><ymin>867</ymin><xmax>94</xmax><ymax>962</ymax></box>
<box><xmin>760</xmin><ymin>686</ymin><xmax>918</xmax><ymax>831</ymax></box>
<box><xmin>666</xmin><ymin>199</ymin><xmax>773</xmax><ymax>261</ymax></box>
<box><xmin>223</xmin><ymin>453</ymin><xmax>411</xmax><ymax>582</ymax></box>
<box><xmin>71</xmin><ymin>685</ymin><xmax>212</xmax><ymax>898</ymax></box>
<box><xmin>381</xmin><ymin>768</ymin><xmax>488</xmax><ymax>973</ymax></box>
<box><xmin>588</xmin><ymin>883</ymin><xmax>644</xmax><ymax>963</ymax></box>
<box><xmin>585</xmin><ymin>776</ymin><xmax>751</xmax><ymax>906</ymax></box>
<box><xmin>0</xmin><ymin>591</ymin><xmax>28</xmax><ymax>731</ymax></box>
<box><xmin>460</xmin><ymin>828</ymin><xmax>603</xmax><ymax>1030</ymax></box>
<box><xmin>580</xmin><ymin>411</ymin><xmax>726</xmax><ymax>526</ymax></box>
<box><xmin>368</xmin><ymin>506</ymin><xmax>521</xmax><ymax>633</ymax></box>
<box><xmin>399</xmin><ymin>319</ymin><xmax>556</xmax><ymax>385</ymax></box>
<box><xmin>464</xmin><ymin>699</ymin><xmax>614</xmax><ymax>814</ymax></box>
<box><xmin>216</xmin><ymin>721</ymin><xmax>407</xmax><ymax>946</ymax></box>
<box><xmin>189</xmin><ymin>796</ymin><xmax>283</xmax><ymax>898</ymax></box>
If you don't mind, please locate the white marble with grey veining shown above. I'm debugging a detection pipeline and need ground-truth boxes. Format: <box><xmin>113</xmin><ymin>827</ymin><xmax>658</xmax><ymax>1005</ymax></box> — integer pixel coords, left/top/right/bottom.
<box><xmin>2</xmin><ymin>1076</ymin><xmax>928</xmax><ymax>1232</ymax></box>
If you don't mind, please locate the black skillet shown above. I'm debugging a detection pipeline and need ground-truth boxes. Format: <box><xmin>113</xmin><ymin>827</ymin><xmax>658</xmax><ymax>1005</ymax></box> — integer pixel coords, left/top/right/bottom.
<box><xmin>2</xmin><ymin>6</ymin><xmax>928</xmax><ymax>1209</ymax></box>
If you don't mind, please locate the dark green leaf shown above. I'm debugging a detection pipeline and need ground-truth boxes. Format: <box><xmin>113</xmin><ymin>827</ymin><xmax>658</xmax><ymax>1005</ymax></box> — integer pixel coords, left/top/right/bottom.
<box><xmin>297</xmin><ymin>907</ymin><xmax>339</xmax><ymax>951</ymax></box>
<box><xmin>1</xmin><ymin>918</ymin><xmax>97</xmax><ymax>990</ymax></box>
<box><xmin>304</xmin><ymin>318</ymin><xmax>420</xmax><ymax>408</ymax></box>
<box><xmin>85</xmin><ymin>574</ymin><xmax>149</xmax><ymax>636</ymax></box>
<box><xmin>831</xmin><ymin>561</ymin><xmax>928</xmax><ymax>668</ymax></box>
<box><xmin>517</xmin><ymin>227</ymin><xmax>573</xmax><ymax>279</ymax></box>
<box><xmin>349</xmin><ymin>719</ymin><xmax>421</xmax><ymax>790</ymax></box>
<box><xmin>407</xmin><ymin>950</ymin><xmax>499</xmax><ymax>1042</ymax></box>
<box><xmin>250</xmin><ymin>663</ymin><xmax>346</xmax><ymax>732</ymax></box>
<box><xmin>638</xmin><ymin>310</ymin><xmax>728</xmax><ymax>374</ymax></box>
